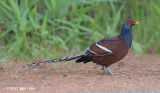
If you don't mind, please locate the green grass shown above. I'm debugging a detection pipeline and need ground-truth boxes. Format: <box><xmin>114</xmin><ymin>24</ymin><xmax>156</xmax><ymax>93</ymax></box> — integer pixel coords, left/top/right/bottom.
<box><xmin>0</xmin><ymin>0</ymin><xmax>160</xmax><ymax>62</ymax></box>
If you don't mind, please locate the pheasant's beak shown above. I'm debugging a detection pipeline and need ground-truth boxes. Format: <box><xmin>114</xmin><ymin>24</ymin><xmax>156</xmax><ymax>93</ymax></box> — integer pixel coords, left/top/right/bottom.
<box><xmin>134</xmin><ymin>21</ymin><xmax>139</xmax><ymax>25</ymax></box>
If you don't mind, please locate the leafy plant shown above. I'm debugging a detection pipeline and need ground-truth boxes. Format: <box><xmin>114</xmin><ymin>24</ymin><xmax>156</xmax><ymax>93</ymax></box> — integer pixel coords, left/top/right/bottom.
<box><xmin>0</xmin><ymin>0</ymin><xmax>159</xmax><ymax>61</ymax></box>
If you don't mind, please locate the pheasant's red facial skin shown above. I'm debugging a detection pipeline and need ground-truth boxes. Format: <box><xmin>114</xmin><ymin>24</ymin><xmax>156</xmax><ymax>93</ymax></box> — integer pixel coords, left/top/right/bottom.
<box><xmin>129</xmin><ymin>19</ymin><xmax>136</xmax><ymax>25</ymax></box>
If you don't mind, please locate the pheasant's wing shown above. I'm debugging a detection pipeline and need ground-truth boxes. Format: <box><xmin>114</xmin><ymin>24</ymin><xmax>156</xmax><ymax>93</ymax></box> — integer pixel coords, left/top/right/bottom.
<box><xmin>85</xmin><ymin>36</ymin><xmax>120</xmax><ymax>56</ymax></box>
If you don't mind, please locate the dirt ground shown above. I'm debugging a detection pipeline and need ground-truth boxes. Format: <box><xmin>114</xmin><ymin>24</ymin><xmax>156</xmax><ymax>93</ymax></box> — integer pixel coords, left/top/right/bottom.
<box><xmin>0</xmin><ymin>54</ymin><xmax>160</xmax><ymax>93</ymax></box>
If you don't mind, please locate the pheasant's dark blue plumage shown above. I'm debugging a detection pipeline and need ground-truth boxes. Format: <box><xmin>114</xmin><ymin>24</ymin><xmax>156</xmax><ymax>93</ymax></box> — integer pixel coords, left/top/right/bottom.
<box><xmin>119</xmin><ymin>20</ymin><xmax>133</xmax><ymax>46</ymax></box>
<box><xmin>18</xmin><ymin>19</ymin><xmax>139</xmax><ymax>75</ymax></box>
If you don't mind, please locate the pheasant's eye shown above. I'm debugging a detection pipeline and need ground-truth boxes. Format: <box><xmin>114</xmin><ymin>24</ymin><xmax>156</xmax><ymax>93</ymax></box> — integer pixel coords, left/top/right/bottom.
<box><xmin>129</xmin><ymin>19</ymin><xmax>135</xmax><ymax>25</ymax></box>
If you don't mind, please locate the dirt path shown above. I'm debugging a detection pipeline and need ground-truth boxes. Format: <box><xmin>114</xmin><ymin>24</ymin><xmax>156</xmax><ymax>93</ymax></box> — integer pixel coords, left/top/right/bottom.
<box><xmin>0</xmin><ymin>55</ymin><xmax>160</xmax><ymax>93</ymax></box>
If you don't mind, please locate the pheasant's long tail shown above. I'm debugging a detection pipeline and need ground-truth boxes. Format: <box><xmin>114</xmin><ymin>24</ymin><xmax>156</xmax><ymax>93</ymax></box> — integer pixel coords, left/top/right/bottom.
<box><xmin>17</xmin><ymin>52</ymin><xmax>84</xmax><ymax>70</ymax></box>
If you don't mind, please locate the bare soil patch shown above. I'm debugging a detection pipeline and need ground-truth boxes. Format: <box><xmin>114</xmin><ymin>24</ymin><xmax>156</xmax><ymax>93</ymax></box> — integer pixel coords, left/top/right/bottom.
<box><xmin>0</xmin><ymin>54</ymin><xmax>160</xmax><ymax>93</ymax></box>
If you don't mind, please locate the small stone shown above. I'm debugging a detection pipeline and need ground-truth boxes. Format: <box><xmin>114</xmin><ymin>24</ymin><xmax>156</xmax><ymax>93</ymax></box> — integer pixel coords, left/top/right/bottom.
<box><xmin>63</xmin><ymin>74</ymin><xmax>68</xmax><ymax>77</ymax></box>
<box><xmin>82</xmin><ymin>70</ymin><xmax>88</xmax><ymax>75</ymax></box>
<box><xmin>128</xmin><ymin>77</ymin><xmax>131</xmax><ymax>79</ymax></box>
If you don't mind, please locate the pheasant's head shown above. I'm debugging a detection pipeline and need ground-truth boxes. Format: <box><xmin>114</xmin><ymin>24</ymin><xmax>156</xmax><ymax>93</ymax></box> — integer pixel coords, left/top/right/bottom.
<box><xmin>128</xmin><ymin>19</ymin><xmax>139</xmax><ymax>26</ymax></box>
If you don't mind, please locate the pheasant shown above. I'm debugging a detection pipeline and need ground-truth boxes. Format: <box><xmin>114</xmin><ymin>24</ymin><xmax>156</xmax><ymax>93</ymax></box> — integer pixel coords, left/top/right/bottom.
<box><xmin>18</xmin><ymin>19</ymin><xmax>139</xmax><ymax>75</ymax></box>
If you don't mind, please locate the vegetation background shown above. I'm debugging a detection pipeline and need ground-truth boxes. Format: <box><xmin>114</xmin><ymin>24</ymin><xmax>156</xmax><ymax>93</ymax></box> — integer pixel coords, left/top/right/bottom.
<box><xmin>0</xmin><ymin>0</ymin><xmax>160</xmax><ymax>63</ymax></box>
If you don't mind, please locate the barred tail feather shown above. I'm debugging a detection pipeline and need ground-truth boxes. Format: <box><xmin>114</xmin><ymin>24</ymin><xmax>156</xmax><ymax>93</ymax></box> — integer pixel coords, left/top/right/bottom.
<box><xmin>17</xmin><ymin>52</ymin><xmax>84</xmax><ymax>71</ymax></box>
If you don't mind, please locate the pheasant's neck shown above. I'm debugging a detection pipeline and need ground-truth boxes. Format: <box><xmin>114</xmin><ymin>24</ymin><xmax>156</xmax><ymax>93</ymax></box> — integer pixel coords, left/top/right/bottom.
<box><xmin>119</xmin><ymin>27</ymin><xmax>132</xmax><ymax>47</ymax></box>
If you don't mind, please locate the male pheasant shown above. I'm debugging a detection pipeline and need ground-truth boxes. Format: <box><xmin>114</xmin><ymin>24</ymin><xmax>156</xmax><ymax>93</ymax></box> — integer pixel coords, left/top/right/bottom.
<box><xmin>18</xmin><ymin>19</ymin><xmax>139</xmax><ymax>75</ymax></box>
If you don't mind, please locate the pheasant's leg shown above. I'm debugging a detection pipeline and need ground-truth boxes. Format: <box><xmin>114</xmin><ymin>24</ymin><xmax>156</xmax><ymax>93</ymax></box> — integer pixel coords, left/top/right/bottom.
<box><xmin>107</xmin><ymin>67</ymin><xmax>113</xmax><ymax>75</ymax></box>
<box><xmin>102</xmin><ymin>66</ymin><xmax>107</xmax><ymax>75</ymax></box>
